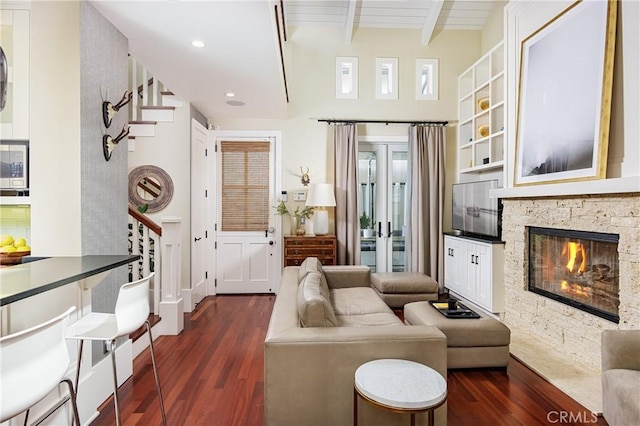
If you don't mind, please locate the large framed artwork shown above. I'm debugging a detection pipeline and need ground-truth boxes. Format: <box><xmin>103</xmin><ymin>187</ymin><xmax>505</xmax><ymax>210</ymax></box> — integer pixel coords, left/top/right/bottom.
<box><xmin>514</xmin><ymin>0</ymin><xmax>617</xmax><ymax>186</ymax></box>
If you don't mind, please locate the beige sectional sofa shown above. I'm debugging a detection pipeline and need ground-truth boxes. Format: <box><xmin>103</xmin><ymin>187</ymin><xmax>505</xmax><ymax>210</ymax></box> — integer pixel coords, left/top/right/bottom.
<box><xmin>264</xmin><ymin>258</ymin><xmax>447</xmax><ymax>426</ymax></box>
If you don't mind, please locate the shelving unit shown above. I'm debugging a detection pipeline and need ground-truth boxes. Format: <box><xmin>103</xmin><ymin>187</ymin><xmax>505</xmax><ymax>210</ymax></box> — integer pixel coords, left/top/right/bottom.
<box><xmin>457</xmin><ymin>42</ymin><xmax>504</xmax><ymax>175</ymax></box>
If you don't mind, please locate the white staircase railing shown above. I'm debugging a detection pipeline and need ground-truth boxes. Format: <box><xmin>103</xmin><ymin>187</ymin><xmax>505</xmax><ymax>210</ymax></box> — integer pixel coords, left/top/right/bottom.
<box><xmin>128</xmin><ymin>206</ymin><xmax>162</xmax><ymax>314</ymax></box>
<box><xmin>128</xmin><ymin>207</ymin><xmax>184</xmax><ymax>336</ymax></box>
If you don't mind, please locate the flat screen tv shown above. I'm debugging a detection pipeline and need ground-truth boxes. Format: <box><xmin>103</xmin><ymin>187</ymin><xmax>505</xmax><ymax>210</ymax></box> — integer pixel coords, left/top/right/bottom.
<box><xmin>452</xmin><ymin>179</ymin><xmax>501</xmax><ymax>239</ymax></box>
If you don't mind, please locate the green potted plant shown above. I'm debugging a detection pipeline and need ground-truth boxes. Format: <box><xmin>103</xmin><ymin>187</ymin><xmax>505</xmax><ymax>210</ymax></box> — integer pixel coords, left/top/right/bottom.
<box><xmin>275</xmin><ymin>201</ymin><xmax>314</xmax><ymax>235</ymax></box>
<box><xmin>360</xmin><ymin>212</ymin><xmax>373</xmax><ymax>238</ymax></box>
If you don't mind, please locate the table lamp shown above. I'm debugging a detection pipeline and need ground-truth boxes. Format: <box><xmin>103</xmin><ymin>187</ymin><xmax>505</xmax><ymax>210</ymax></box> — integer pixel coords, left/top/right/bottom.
<box><xmin>306</xmin><ymin>183</ymin><xmax>336</xmax><ymax>236</ymax></box>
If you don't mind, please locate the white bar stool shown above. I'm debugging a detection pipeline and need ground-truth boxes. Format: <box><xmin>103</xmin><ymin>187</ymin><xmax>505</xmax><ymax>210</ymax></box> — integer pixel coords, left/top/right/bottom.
<box><xmin>65</xmin><ymin>273</ymin><xmax>167</xmax><ymax>426</ymax></box>
<box><xmin>0</xmin><ymin>307</ymin><xmax>81</xmax><ymax>425</ymax></box>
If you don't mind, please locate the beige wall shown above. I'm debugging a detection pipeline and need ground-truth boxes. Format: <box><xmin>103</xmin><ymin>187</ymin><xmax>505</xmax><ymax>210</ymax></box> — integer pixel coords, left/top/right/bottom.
<box><xmin>481</xmin><ymin>1</ymin><xmax>507</xmax><ymax>54</ymax></box>
<box><xmin>212</xmin><ymin>27</ymin><xmax>482</xmax><ymax>232</ymax></box>
<box><xmin>30</xmin><ymin>1</ymin><xmax>82</xmax><ymax>255</ymax></box>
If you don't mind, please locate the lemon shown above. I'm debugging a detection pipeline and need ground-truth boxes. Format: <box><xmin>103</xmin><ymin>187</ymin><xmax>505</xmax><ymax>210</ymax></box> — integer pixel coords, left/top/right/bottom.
<box><xmin>4</xmin><ymin>246</ymin><xmax>17</xmax><ymax>253</ymax></box>
<box><xmin>16</xmin><ymin>245</ymin><xmax>30</xmax><ymax>252</ymax></box>
<box><xmin>0</xmin><ymin>245</ymin><xmax>11</xmax><ymax>253</ymax></box>
<box><xmin>0</xmin><ymin>235</ymin><xmax>14</xmax><ymax>247</ymax></box>
<box><xmin>13</xmin><ymin>237</ymin><xmax>27</xmax><ymax>248</ymax></box>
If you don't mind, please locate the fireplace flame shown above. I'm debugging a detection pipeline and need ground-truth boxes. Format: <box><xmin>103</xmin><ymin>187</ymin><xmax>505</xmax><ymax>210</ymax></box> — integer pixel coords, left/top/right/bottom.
<box><xmin>563</xmin><ymin>242</ymin><xmax>587</xmax><ymax>273</ymax></box>
<box><xmin>560</xmin><ymin>280</ymin><xmax>591</xmax><ymax>299</ymax></box>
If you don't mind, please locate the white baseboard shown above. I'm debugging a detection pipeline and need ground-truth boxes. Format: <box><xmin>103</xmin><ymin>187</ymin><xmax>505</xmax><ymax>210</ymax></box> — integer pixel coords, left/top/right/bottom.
<box><xmin>182</xmin><ymin>287</ymin><xmax>194</xmax><ymax>312</ymax></box>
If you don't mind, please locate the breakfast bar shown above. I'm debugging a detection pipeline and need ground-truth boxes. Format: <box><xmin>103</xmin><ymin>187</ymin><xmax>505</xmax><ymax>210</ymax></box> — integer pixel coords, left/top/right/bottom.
<box><xmin>0</xmin><ymin>255</ymin><xmax>139</xmax><ymax>306</ymax></box>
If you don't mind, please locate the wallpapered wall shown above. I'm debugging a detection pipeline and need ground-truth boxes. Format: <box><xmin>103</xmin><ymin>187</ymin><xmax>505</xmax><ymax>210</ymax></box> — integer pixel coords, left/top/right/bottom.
<box><xmin>80</xmin><ymin>2</ymin><xmax>129</xmax><ymax>362</ymax></box>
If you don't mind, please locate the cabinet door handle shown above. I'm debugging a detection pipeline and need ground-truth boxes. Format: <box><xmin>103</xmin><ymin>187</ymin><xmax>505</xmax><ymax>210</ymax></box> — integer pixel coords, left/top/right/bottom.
<box><xmin>387</xmin><ymin>221</ymin><xmax>392</xmax><ymax>238</ymax></box>
<box><xmin>377</xmin><ymin>221</ymin><xmax>383</xmax><ymax>238</ymax></box>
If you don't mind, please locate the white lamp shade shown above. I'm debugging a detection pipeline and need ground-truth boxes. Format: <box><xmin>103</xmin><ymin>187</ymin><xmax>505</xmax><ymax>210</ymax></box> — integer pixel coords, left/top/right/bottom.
<box><xmin>306</xmin><ymin>183</ymin><xmax>336</xmax><ymax>207</ymax></box>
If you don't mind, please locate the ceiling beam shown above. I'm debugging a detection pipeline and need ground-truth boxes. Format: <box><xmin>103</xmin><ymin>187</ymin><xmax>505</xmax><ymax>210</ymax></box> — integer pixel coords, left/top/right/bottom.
<box><xmin>421</xmin><ymin>0</ymin><xmax>445</xmax><ymax>46</ymax></box>
<box><xmin>344</xmin><ymin>0</ymin><xmax>358</xmax><ymax>44</ymax></box>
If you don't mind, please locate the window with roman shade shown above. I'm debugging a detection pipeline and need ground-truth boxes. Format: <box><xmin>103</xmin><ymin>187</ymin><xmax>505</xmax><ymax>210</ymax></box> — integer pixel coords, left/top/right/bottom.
<box><xmin>220</xmin><ymin>141</ymin><xmax>270</xmax><ymax>232</ymax></box>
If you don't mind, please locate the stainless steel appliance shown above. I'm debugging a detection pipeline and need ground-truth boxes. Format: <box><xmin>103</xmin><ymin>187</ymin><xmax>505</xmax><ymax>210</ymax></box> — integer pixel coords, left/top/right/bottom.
<box><xmin>0</xmin><ymin>141</ymin><xmax>28</xmax><ymax>190</ymax></box>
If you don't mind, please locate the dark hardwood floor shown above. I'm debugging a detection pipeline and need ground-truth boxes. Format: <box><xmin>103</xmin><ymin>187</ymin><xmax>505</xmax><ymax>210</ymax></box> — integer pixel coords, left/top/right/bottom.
<box><xmin>92</xmin><ymin>295</ymin><xmax>607</xmax><ymax>426</ymax></box>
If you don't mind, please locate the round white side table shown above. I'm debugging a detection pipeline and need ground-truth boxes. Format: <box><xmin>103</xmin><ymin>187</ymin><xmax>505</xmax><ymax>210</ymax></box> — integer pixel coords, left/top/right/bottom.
<box><xmin>353</xmin><ymin>359</ymin><xmax>447</xmax><ymax>426</ymax></box>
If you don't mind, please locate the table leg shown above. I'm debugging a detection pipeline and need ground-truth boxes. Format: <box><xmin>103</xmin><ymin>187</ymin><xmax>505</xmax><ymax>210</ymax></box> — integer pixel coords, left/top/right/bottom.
<box><xmin>353</xmin><ymin>388</ymin><xmax>358</xmax><ymax>426</ymax></box>
<box><xmin>411</xmin><ymin>413</ymin><xmax>416</xmax><ymax>426</ymax></box>
<box><xmin>428</xmin><ymin>409</ymin><xmax>434</xmax><ymax>426</ymax></box>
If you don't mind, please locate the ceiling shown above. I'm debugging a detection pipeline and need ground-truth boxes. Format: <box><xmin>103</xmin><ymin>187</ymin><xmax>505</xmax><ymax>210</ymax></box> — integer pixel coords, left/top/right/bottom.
<box><xmin>91</xmin><ymin>0</ymin><xmax>496</xmax><ymax>121</ymax></box>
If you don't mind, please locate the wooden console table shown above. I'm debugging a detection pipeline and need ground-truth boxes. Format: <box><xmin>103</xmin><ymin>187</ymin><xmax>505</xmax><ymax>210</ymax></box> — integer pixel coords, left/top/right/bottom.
<box><xmin>283</xmin><ymin>235</ymin><xmax>336</xmax><ymax>266</ymax></box>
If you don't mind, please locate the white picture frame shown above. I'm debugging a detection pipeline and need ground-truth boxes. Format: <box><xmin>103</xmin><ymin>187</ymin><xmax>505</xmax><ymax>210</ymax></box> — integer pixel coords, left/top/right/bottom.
<box><xmin>415</xmin><ymin>58</ymin><xmax>439</xmax><ymax>100</ymax></box>
<box><xmin>335</xmin><ymin>57</ymin><xmax>358</xmax><ymax>99</ymax></box>
<box><xmin>375</xmin><ymin>57</ymin><xmax>398</xmax><ymax>100</ymax></box>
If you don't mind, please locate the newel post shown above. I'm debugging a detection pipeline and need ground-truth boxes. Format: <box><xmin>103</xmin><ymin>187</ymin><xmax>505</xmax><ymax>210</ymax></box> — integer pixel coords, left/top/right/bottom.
<box><xmin>159</xmin><ymin>217</ymin><xmax>184</xmax><ymax>335</ymax></box>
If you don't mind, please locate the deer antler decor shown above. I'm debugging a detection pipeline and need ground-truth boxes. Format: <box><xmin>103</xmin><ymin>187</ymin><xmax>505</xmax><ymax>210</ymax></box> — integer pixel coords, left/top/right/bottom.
<box><xmin>102</xmin><ymin>90</ymin><xmax>132</xmax><ymax>128</ymax></box>
<box><xmin>300</xmin><ymin>167</ymin><xmax>310</xmax><ymax>186</ymax></box>
<box><xmin>103</xmin><ymin>124</ymin><xmax>130</xmax><ymax>161</ymax></box>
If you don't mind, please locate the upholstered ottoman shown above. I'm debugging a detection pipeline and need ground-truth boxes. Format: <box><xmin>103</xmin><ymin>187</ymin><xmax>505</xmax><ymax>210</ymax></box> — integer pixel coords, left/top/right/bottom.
<box><xmin>404</xmin><ymin>301</ymin><xmax>511</xmax><ymax>369</ymax></box>
<box><xmin>370</xmin><ymin>272</ymin><xmax>439</xmax><ymax>308</ymax></box>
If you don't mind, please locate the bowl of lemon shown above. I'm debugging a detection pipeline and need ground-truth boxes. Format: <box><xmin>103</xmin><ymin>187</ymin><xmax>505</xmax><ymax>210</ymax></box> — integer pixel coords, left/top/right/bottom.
<box><xmin>0</xmin><ymin>235</ymin><xmax>31</xmax><ymax>265</ymax></box>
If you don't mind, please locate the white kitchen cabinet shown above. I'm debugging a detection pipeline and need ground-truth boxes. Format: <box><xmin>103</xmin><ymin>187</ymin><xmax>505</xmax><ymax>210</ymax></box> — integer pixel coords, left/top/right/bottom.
<box><xmin>0</xmin><ymin>9</ymin><xmax>30</xmax><ymax>140</ymax></box>
<box><xmin>444</xmin><ymin>234</ymin><xmax>504</xmax><ymax>313</ymax></box>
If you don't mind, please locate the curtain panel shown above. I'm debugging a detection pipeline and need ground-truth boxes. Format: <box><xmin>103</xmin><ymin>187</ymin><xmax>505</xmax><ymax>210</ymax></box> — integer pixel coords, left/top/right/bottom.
<box><xmin>333</xmin><ymin>124</ymin><xmax>360</xmax><ymax>265</ymax></box>
<box><xmin>406</xmin><ymin>125</ymin><xmax>446</xmax><ymax>288</ymax></box>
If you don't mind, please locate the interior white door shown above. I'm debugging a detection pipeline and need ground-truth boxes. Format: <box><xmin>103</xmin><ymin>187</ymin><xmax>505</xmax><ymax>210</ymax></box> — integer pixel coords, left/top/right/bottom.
<box><xmin>212</xmin><ymin>132</ymin><xmax>281</xmax><ymax>294</ymax></box>
<box><xmin>190</xmin><ymin>119</ymin><xmax>208</xmax><ymax>306</ymax></box>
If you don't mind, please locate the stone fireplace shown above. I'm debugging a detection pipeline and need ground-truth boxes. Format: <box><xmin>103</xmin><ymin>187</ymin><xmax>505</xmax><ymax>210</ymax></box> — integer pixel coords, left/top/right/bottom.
<box><xmin>501</xmin><ymin>193</ymin><xmax>640</xmax><ymax>369</ymax></box>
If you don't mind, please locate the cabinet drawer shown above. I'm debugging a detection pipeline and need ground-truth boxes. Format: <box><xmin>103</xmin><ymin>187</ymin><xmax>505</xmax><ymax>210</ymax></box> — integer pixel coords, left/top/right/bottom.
<box><xmin>284</xmin><ymin>238</ymin><xmax>336</xmax><ymax>248</ymax></box>
<box><xmin>285</xmin><ymin>247</ymin><xmax>335</xmax><ymax>257</ymax></box>
<box><xmin>285</xmin><ymin>257</ymin><xmax>335</xmax><ymax>267</ymax></box>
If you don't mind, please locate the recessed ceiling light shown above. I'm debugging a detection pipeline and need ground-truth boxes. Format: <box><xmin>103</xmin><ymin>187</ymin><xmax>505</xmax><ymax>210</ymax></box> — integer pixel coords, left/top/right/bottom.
<box><xmin>191</xmin><ymin>40</ymin><xmax>205</xmax><ymax>48</ymax></box>
<box><xmin>227</xmin><ymin>100</ymin><xmax>245</xmax><ymax>107</ymax></box>
<box><xmin>225</xmin><ymin>92</ymin><xmax>235</xmax><ymax>97</ymax></box>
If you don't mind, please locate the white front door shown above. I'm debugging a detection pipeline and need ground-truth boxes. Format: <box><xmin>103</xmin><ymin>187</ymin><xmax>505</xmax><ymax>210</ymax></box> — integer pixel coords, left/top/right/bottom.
<box><xmin>190</xmin><ymin>119</ymin><xmax>208</xmax><ymax>306</ymax></box>
<box><xmin>210</xmin><ymin>131</ymin><xmax>281</xmax><ymax>294</ymax></box>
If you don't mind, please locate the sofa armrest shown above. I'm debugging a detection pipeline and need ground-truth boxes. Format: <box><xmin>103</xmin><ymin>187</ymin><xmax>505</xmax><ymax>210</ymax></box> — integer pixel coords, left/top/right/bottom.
<box><xmin>322</xmin><ymin>265</ymin><xmax>371</xmax><ymax>289</ymax></box>
<box><xmin>601</xmin><ymin>330</ymin><xmax>640</xmax><ymax>371</ymax></box>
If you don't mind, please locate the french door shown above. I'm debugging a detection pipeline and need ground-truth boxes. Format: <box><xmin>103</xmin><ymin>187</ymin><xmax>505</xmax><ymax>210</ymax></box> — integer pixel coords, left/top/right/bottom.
<box><xmin>359</xmin><ymin>141</ymin><xmax>408</xmax><ymax>273</ymax></box>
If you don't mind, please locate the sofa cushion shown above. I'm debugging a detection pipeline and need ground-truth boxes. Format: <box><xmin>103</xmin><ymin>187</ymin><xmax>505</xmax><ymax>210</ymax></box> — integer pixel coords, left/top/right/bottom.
<box><xmin>336</xmin><ymin>313</ymin><xmax>403</xmax><ymax>327</ymax></box>
<box><xmin>297</xmin><ymin>271</ymin><xmax>337</xmax><ymax>327</ymax></box>
<box><xmin>298</xmin><ymin>257</ymin><xmax>330</xmax><ymax>299</ymax></box>
<box><xmin>331</xmin><ymin>287</ymin><xmax>392</xmax><ymax>316</ymax></box>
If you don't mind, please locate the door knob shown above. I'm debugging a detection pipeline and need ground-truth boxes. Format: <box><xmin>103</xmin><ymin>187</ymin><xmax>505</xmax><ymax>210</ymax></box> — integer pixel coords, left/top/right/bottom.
<box><xmin>269</xmin><ymin>241</ymin><xmax>275</xmax><ymax>246</ymax></box>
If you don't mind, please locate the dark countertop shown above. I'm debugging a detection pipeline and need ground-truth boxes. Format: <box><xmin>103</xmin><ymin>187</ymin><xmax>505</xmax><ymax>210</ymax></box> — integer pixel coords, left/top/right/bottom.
<box><xmin>0</xmin><ymin>255</ymin><xmax>140</xmax><ymax>306</ymax></box>
<box><xmin>443</xmin><ymin>231</ymin><xmax>504</xmax><ymax>244</ymax></box>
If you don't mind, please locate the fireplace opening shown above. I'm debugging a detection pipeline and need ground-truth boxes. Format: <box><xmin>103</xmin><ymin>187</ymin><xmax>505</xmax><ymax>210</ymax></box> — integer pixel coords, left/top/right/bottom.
<box><xmin>528</xmin><ymin>226</ymin><xmax>619</xmax><ymax>323</ymax></box>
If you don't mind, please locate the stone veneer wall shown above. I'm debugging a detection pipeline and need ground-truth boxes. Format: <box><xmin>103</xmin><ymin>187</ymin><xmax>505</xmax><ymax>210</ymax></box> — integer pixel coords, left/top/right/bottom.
<box><xmin>501</xmin><ymin>193</ymin><xmax>640</xmax><ymax>369</ymax></box>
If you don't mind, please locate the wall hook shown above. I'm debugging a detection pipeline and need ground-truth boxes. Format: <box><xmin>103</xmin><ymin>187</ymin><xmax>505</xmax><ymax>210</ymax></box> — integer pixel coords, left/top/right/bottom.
<box><xmin>102</xmin><ymin>90</ymin><xmax>132</xmax><ymax>128</ymax></box>
<box><xmin>103</xmin><ymin>124</ymin><xmax>130</xmax><ymax>161</ymax></box>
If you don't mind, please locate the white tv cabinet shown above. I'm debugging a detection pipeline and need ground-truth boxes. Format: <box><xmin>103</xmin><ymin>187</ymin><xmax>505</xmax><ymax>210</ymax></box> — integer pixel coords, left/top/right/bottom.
<box><xmin>444</xmin><ymin>233</ymin><xmax>505</xmax><ymax>313</ymax></box>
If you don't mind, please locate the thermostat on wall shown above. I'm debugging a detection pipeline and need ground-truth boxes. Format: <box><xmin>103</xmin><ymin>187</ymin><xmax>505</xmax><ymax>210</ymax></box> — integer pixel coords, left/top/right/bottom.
<box><xmin>294</xmin><ymin>191</ymin><xmax>306</xmax><ymax>201</ymax></box>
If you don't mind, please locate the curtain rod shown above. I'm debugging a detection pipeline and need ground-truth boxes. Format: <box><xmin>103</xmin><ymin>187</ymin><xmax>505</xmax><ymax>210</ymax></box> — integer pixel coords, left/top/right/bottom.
<box><xmin>317</xmin><ymin>118</ymin><xmax>448</xmax><ymax>126</ymax></box>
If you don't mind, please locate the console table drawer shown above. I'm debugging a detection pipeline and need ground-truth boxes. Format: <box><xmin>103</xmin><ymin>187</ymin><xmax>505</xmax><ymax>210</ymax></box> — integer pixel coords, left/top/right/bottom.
<box><xmin>283</xmin><ymin>236</ymin><xmax>337</xmax><ymax>267</ymax></box>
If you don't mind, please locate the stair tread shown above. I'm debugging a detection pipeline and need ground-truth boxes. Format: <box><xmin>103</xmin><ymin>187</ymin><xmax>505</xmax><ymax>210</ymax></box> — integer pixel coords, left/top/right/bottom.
<box><xmin>161</xmin><ymin>91</ymin><xmax>174</xmax><ymax>95</ymax></box>
<box><xmin>129</xmin><ymin>120</ymin><xmax>158</xmax><ymax>125</ymax></box>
